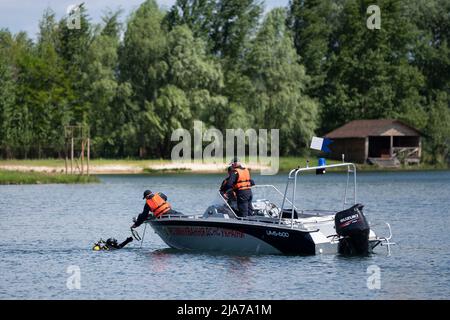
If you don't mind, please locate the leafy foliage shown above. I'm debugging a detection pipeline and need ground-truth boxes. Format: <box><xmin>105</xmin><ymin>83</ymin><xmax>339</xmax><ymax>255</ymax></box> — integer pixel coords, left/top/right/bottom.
<box><xmin>0</xmin><ymin>0</ymin><xmax>448</xmax><ymax>163</ymax></box>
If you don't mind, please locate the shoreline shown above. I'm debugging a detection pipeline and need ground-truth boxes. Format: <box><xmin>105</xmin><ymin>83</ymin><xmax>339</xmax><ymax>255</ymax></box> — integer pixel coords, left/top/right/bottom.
<box><xmin>0</xmin><ymin>161</ymin><xmax>266</xmax><ymax>175</ymax></box>
<box><xmin>0</xmin><ymin>158</ymin><xmax>448</xmax><ymax>175</ymax></box>
<box><xmin>1</xmin><ymin>159</ymin><xmax>447</xmax><ymax>185</ymax></box>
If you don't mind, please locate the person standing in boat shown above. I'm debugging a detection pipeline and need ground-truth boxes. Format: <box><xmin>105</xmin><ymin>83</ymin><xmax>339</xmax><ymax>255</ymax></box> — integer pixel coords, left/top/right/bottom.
<box><xmin>131</xmin><ymin>190</ymin><xmax>176</xmax><ymax>228</ymax></box>
<box><xmin>224</xmin><ymin>158</ymin><xmax>255</xmax><ymax>217</ymax></box>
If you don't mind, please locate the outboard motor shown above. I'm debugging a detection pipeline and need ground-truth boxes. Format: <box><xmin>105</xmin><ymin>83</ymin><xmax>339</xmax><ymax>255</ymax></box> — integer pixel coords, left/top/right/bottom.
<box><xmin>335</xmin><ymin>204</ymin><xmax>370</xmax><ymax>255</ymax></box>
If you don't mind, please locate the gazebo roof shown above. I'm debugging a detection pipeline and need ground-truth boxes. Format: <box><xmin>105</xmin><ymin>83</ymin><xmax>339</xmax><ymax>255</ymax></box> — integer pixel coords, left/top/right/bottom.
<box><xmin>325</xmin><ymin>119</ymin><xmax>422</xmax><ymax>138</ymax></box>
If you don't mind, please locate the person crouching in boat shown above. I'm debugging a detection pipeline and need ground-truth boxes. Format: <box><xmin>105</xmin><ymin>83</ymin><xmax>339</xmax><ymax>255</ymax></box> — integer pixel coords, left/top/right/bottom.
<box><xmin>220</xmin><ymin>166</ymin><xmax>238</xmax><ymax>212</ymax></box>
<box><xmin>131</xmin><ymin>190</ymin><xmax>178</xmax><ymax>229</ymax></box>
<box><xmin>224</xmin><ymin>158</ymin><xmax>255</xmax><ymax>217</ymax></box>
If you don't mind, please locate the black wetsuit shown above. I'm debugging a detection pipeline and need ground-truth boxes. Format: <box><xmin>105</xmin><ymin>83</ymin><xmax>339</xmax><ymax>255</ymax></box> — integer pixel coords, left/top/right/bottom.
<box><xmin>224</xmin><ymin>169</ymin><xmax>255</xmax><ymax>217</ymax></box>
<box><xmin>109</xmin><ymin>237</ymin><xmax>133</xmax><ymax>249</ymax></box>
<box><xmin>94</xmin><ymin>237</ymin><xmax>133</xmax><ymax>251</ymax></box>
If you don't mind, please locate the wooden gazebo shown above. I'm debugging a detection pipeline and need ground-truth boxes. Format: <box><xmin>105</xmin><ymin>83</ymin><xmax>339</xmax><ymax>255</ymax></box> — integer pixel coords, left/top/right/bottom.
<box><xmin>325</xmin><ymin>120</ymin><xmax>422</xmax><ymax>167</ymax></box>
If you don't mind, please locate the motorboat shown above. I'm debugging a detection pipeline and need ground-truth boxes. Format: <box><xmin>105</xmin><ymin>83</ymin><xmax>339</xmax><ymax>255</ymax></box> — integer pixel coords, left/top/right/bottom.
<box><xmin>145</xmin><ymin>162</ymin><xmax>394</xmax><ymax>255</ymax></box>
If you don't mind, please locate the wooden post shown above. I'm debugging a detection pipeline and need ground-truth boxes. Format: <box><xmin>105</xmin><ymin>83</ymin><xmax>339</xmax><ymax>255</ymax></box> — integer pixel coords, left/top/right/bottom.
<box><xmin>364</xmin><ymin>137</ymin><xmax>369</xmax><ymax>163</ymax></box>
<box><xmin>87</xmin><ymin>138</ymin><xmax>90</xmax><ymax>176</ymax></box>
<box><xmin>81</xmin><ymin>140</ymin><xmax>85</xmax><ymax>175</ymax></box>
<box><xmin>389</xmin><ymin>136</ymin><xmax>393</xmax><ymax>158</ymax></box>
<box><xmin>71</xmin><ymin>137</ymin><xmax>74</xmax><ymax>174</ymax></box>
<box><xmin>65</xmin><ymin>142</ymin><xmax>68</xmax><ymax>174</ymax></box>
<box><xmin>418</xmin><ymin>137</ymin><xmax>422</xmax><ymax>159</ymax></box>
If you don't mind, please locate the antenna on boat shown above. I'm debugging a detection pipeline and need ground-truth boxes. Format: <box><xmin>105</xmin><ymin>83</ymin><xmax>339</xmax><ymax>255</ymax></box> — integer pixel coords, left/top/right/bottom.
<box><xmin>342</xmin><ymin>154</ymin><xmax>345</xmax><ymax>163</ymax></box>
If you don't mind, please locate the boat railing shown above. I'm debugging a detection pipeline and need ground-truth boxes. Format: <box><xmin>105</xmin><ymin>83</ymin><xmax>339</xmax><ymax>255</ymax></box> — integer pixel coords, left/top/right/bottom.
<box><xmin>159</xmin><ymin>162</ymin><xmax>358</xmax><ymax>230</ymax></box>
<box><xmin>217</xmin><ymin>191</ymin><xmax>240</xmax><ymax>219</ymax></box>
<box><xmin>217</xmin><ymin>191</ymin><xmax>305</xmax><ymax>227</ymax></box>
<box><xmin>252</xmin><ymin>184</ymin><xmax>299</xmax><ymax>211</ymax></box>
<box><xmin>281</xmin><ymin>162</ymin><xmax>357</xmax><ymax>228</ymax></box>
<box><xmin>218</xmin><ymin>185</ymin><xmax>302</xmax><ymax>224</ymax></box>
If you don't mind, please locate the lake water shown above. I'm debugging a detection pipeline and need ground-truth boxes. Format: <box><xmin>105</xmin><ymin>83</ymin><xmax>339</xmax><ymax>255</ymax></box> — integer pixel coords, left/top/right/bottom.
<box><xmin>1</xmin><ymin>170</ymin><xmax>449</xmax><ymax>299</ymax></box>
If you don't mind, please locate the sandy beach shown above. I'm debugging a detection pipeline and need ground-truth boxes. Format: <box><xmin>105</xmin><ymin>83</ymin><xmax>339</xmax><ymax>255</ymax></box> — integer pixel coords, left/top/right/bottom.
<box><xmin>0</xmin><ymin>161</ymin><xmax>271</xmax><ymax>174</ymax></box>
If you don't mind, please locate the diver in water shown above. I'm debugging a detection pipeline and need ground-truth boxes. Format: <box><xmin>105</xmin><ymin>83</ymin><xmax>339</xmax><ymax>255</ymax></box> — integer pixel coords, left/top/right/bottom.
<box><xmin>92</xmin><ymin>237</ymin><xmax>133</xmax><ymax>251</ymax></box>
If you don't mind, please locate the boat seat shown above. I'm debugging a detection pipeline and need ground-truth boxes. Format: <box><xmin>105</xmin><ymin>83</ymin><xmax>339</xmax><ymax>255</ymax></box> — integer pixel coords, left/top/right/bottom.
<box><xmin>281</xmin><ymin>209</ymin><xmax>298</xmax><ymax>219</ymax></box>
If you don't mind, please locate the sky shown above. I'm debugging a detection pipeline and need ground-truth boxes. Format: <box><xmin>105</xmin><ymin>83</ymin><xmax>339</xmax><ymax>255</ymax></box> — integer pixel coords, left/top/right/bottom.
<box><xmin>0</xmin><ymin>0</ymin><xmax>290</xmax><ymax>39</ymax></box>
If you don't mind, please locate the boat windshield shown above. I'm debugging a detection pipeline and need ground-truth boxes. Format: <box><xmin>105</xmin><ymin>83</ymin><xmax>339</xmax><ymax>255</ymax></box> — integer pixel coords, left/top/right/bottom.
<box><xmin>212</xmin><ymin>185</ymin><xmax>295</xmax><ymax>219</ymax></box>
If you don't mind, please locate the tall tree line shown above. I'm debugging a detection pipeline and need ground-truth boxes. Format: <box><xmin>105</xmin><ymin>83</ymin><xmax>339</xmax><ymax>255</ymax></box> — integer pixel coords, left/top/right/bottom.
<box><xmin>0</xmin><ymin>0</ymin><xmax>448</xmax><ymax>163</ymax></box>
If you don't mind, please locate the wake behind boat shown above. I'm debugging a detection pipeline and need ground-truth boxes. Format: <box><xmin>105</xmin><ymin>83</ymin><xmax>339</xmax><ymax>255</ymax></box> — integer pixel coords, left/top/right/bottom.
<box><xmin>145</xmin><ymin>162</ymin><xmax>394</xmax><ymax>255</ymax></box>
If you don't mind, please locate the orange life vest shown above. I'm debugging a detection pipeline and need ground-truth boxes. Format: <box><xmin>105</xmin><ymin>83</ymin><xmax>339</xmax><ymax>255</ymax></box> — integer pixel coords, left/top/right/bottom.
<box><xmin>146</xmin><ymin>193</ymin><xmax>171</xmax><ymax>218</ymax></box>
<box><xmin>233</xmin><ymin>167</ymin><xmax>252</xmax><ymax>191</ymax></box>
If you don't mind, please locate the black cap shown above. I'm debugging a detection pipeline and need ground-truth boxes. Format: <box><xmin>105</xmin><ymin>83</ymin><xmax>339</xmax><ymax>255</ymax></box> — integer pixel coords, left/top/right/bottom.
<box><xmin>143</xmin><ymin>190</ymin><xmax>152</xmax><ymax>199</ymax></box>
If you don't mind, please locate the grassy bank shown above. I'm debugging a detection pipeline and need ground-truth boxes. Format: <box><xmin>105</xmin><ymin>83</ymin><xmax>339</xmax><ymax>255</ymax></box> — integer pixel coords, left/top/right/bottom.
<box><xmin>0</xmin><ymin>169</ymin><xmax>99</xmax><ymax>185</ymax></box>
<box><xmin>278</xmin><ymin>157</ymin><xmax>341</xmax><ymax>171</ymax></box>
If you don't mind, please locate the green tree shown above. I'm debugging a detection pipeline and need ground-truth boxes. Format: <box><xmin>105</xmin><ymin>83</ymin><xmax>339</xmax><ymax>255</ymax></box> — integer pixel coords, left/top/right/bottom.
<box><xmin>244</xmin><ymin>8</ymin><xmax>318</xmax><ymax>154</ymax></box>
<box><xmin>164</xmin><ymin>0</ymin><xmax>215</xmax><ymax>42</ymax></box>
<box><xmin>166</xmin><ymin>0</ymin><xmax>263</xmax><ymax>64</ymax></box>
<box><xmin>425</xmin><ymin>92</ymin><xmax>450</xmax><ymax>164</ymax></box>
<box><xmin>287</xmin><ymin>0</ymin><xmax>343</xmax><ymax>93</ymax></box>
<box><xmin>55</xmin><ymin>3</ymin><xmax>93</xmax><ymax>125</ymax></box>
<box><xmin>152</xmin><ymin>25</ymin><xmax>227</xmax><ymax>155</ymax></box>
<box><xmin>409</xmin><ymin>0</ymin><xmax>450</xmax><ymax>163</ymax></box>
<box><xmin>320</xmin><ymin>0</ymin><xmax>427</xmax><ymax>133</ymax></box>
<box><xmin>31</xmin><ymin>9</ymin><xmax>73</xmax><ymax>157</ymax></box>
<box><xmin>119</xmin><ymin>0</ymin><xmax>167</xmax><ymax>157</ymax></box>
<box><xmin>1</xmin><ymin>0</ymin><xmax>448</xmax><ymax>163</ymax></box>
<box><xmin>0</xmin><ymin>30</ymin><xmax>16</xmax><ymax>158</ymax></box>
<box><xmin>410</xmin><ymin>0</ymin><xmax>450</xmax><ymax>93</ymax></box>
<box><xmin>119</xmin><ymin>0</ymin><xmax>166</xmax><ymax>103</ymax></box>
<box><xmin>1</xmin><ymin>31</ymin><xmax>34</xmax><ymax>157</ymax></box>
<box><xmin>84</xmin><ymin>11</ymin><xmax>122</xmax><ymax>157</ymax></box>
<box><xmin>211</xmin><ymin>0</ymin><xmax>263</xmax><ymax>62</ymax></box>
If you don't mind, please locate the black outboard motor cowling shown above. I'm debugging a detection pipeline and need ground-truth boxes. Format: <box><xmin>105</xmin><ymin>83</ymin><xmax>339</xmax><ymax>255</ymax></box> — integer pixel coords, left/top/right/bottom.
<box><xmin>335</xmin><ymin>204</ymin><xmax>370</xmax><ymax>255</ymax></box>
